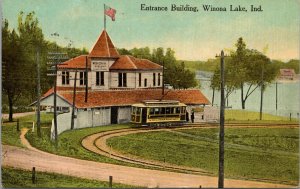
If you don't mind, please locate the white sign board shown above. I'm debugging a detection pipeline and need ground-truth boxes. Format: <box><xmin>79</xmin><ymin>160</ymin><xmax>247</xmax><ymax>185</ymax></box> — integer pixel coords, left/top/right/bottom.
<box><xmin>92</xmin><ymin>61</ymin><xmax>107</xmax><ymax>71</ymax></box>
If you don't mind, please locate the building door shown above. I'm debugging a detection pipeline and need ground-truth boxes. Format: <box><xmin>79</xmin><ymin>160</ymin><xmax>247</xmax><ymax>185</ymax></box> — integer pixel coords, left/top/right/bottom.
<box><xmin>141</xmin><ymin>108</ymin><xmax>147</xmax><ymax>124</ymax></box>
<box><xmin>111</xmin><ymin>106</ymin><xmax>118</xmax><ymax>124</ymax></box>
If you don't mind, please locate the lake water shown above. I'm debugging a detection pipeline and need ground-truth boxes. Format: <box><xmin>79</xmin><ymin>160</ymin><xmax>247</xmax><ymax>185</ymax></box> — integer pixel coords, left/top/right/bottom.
<box><xmin>196</xmin><ymin>71</ymin><xmax>300</xmax><ymax>118</ymax></box>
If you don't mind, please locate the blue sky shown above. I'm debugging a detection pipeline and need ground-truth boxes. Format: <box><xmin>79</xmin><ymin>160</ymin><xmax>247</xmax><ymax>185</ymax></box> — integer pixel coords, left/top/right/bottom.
<box><xmin>2</xmin><ymin>0</ymin><xmax>299</xmax><ymax>61</ymax></box>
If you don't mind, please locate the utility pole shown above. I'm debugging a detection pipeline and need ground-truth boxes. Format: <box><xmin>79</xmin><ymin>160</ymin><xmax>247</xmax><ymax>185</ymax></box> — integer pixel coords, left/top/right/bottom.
<box><xmin>216</xmin><ymin>50</ymin><xmax>226</xmax><ymax>188</ymax></box>
<box><xmin>275</xmin><ymin>82</ymin><xmax>278</xmax><ymax>112</ymax></box>
<box><xmin>162</xmin><ymin>60</ymin><xmax>165</xmax><ymax>96</ymax></box>
<box><xmin>85</xmin><ymin>55</ymin><xmax>88</xmax><ymax>103</ymax></box>
<box><xmin>71</xmin><ymin>68</ymin><xmax>78</xmax><ymax>130</ymax></box>
<box><xmin>47</xmin><ymin>50</ymin><xmax>68</xmax><ymax>145</ymax></box>
<box><xmin>259</xmin><ymin>64</ymin><xmax>264</xmax><ymax>120</ymax></box>
<box><xmin>104</xmin><ymin>4</ymin><xmax>106</xmax><ymax>30</ymax></box>
<box><xmin>36</xmin><ymin>47</ymin><xmax>41</xmax><ymax>137</ymax></box>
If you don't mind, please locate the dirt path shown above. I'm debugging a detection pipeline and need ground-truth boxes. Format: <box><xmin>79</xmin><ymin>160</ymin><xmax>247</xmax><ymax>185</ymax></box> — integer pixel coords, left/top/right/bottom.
<box><xmin>2</xmin><ymin>111</ymin><xmax>36</xmax><ymax>119</ymax></box>
<box><xmin>1</xmin><ymin>128</ymin><xmax>293</xmax><ymax>188</ymax></box>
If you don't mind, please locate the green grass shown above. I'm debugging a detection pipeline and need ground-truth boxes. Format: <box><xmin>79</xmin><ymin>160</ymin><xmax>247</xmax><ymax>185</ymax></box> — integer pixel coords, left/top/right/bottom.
<box><xmin>1</xmin><ymin>167</ymin><xmax>136</xmax><ymax>188</ymax></box>
<box><xmin>225</xmin><ymin>109</ymin><xmax>299</xmax><ymax>124</ymax></box>
<box><xmin>107</xmin><ymin>127</ymin><xmax>299</xmax><ymax>186</ymax></box>
<box><xmin>25</xmin><ymin>124</ymin><xmax>135</xmax><ymax>165</ymax></box>
<box><xmin>1</xmin><ymin>113</ymin><xmax>53</xmax><ymax>147</ymax></box>
<box><xmin>3</xmin><ymin>110</ymin><xmax>299</xmax><ymax>186</ymax></box>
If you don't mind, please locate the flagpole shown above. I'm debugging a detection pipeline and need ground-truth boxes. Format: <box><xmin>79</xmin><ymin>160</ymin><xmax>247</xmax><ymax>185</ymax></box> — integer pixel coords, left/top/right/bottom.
<box><xmin>104</xmin><ymin>4</ymin><xmax>106</xmax><ymax>30</ymax></box>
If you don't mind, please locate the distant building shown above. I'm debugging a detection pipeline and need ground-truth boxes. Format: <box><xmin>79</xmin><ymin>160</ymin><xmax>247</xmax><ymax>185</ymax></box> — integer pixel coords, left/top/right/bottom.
<box><xmin>279</xmin><ymin>69</ymin><xmax>296</xmax><ymax>80</ymax></box>
<box><xmin>33</xmin><ymin>29</ymin><xmax>211</xmax><ymax>137</ymax></box>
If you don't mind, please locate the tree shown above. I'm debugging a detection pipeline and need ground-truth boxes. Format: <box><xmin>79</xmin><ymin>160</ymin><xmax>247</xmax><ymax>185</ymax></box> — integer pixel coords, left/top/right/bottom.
<box><xmin>2</xmin><ymin>20</ymin><xmax>28</xmax><ymax>122</ymax></box>
<box><xmin>210</xmin><ymin>38</ymin><xmax>277</xmax><ymax>109</ymax></box>
<box><xmin>210</xmin><ymin>57</ymin><xmax>235</xmax><ymax>107</ymax></box>
<box><xmin>17</xmin><ymin>11</ymin><xmax>46</xmax><ymax>101</ymax></box>
<box><xmin>231</xmin><ymin>38</ymin><xmax>277</xmax><ymax>109</ymax></box>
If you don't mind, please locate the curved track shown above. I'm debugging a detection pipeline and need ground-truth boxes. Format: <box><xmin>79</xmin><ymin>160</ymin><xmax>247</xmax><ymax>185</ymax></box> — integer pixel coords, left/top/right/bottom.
<box><xmin>2</xmin><ymin>126</ymin><xmax>297</xmax><ymax>188</ymax></box>
<box><xmin>82</xmin><ymin>127</ymin><xmax>214</xmax><ymax>175</ymax></box>
<box><xmin>81</xmin><ymin>124</ymin><xmax>299</xmax><ymax>184</ymax></box>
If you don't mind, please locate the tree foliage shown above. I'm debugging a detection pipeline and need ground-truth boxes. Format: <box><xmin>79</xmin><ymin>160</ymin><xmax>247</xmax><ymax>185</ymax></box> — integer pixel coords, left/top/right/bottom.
<box><xmin>2</xmin><ymin>12</ymin><xmax>87</xmax><ymax>121</ymax></box>
<box><xmin>210</xmin><ymin>37</ymin><xmax>277</xmax><ymax>109</ymax></box>
<box><xmin>2</xmin><ymin>20</ymin><xmax>28</xmax><ymax>121</ymax></box>
<box><xmin>118</xmin><ymin>47</ymin><xmax>198</xmax><ymax>89</ymax></box>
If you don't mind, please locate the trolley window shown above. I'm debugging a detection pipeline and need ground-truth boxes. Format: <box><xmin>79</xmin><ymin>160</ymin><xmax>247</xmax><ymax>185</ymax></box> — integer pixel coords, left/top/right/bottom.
<box><xmin>132</xmin><ymin>107</ymin><xmax>136</xmax><ymax>114</ymax></box>
<box><xmin>166</xmin><ymin>107</ymin><xmax>171</xmax><ymax>114</ymax></box>
<box><xmin>176</xmin><ymin>107</ymin><xmax>180</xmax><ymax>114</ymax></box>
<box><xmin>154</xmin><ymin>108</ymin><xmax>160</xmax><ymax>114</ymax></box>
<box><xmin>149</xmin><ymin>108</ymin><xmax>154</xmax><ymax>114</ymax></box>
<box><xmin>181</xmin><ymin>107</ymin><xmax>186</xmax><ymax>113</ymax></box>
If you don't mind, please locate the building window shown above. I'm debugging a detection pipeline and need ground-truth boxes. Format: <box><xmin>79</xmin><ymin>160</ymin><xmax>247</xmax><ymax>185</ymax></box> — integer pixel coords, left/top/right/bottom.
<box><xmin>118</xmin><ymin>72</ymin><xmax>127</xmax><ymax>87</ymax></box>
<box><xmin>144</xmin><ymin>78</ymin><xmax>147</xmax><ymax>87</ymax></box>
<box><xmin>80</xmin><ymin>72</ymin><xmax>86</xmax><ymax>86</ymax></box>
<box><xmin>138</xmin><ymin>73</ymin><xmax>142</xmax><ymax>87</ymax></box>
<box><xmin>153</xmin><ymin>73</ymin><xmax>156</xmax><ymax>86</ymax></box>
<box><xmin>158</xmin><ymin>73</ymin><xmax>161</xmax><ymax>86</ymax></box>
<box><xmin>96</xmin><ymin>71</ymin><xmax>104</xmax><ymax>86</ymax></box>
<box><xmin>62</xmin><ymin>71</ymin><xmax>69</xmax><ymax>85</ymax></box>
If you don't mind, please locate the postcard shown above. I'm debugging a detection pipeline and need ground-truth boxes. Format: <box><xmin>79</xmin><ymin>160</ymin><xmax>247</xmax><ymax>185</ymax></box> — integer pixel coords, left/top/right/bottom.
<box><xmin>2</xmin><ymin>0</ymin><xmax>299</xmax><ymax>188</ymax></box>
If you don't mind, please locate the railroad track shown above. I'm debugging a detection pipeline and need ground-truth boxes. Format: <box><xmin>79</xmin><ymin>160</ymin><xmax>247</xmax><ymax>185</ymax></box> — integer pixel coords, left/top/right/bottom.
<box><xmin>82</xmin><ymin>127</ymin><xmax>215</xmax><ymax>175</ymax></box>
<box><xmin>81</xmin><ymin>123</ymin><xmax>298</xmax><ymax>176</ymax></box>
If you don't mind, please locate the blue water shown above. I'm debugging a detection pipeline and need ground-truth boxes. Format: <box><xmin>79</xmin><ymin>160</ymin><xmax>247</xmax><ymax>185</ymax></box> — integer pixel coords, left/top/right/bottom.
<box><xmin>197</xmin><ymin>71</ymin><xmax>300</xmax><ymax>118</ymax></box>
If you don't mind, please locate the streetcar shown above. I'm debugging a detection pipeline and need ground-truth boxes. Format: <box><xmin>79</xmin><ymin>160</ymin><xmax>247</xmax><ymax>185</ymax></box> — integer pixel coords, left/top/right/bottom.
<box><xmin>131</xmin><ymin>100</ymin><xmax>187</xmax><ymax>127</ymax></box>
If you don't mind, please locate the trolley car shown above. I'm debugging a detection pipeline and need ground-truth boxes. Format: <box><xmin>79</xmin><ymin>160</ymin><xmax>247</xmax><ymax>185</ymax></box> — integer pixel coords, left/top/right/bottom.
<box><xmin>131</xmin><ymin>100</ymin><xmax>187</xmax><ymax>127</ymax></box>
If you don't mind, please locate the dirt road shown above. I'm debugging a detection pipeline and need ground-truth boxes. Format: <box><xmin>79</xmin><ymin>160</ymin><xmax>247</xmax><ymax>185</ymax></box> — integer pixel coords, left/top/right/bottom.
<box><xmin>1</xmin><ymin>128</ymin><xmax>294</xmax><ymax>188</ymax></box>
<box><xmin>2</xmin><ymin>111</ymin><xmax>35</xmax><ymax>119</ymax></box>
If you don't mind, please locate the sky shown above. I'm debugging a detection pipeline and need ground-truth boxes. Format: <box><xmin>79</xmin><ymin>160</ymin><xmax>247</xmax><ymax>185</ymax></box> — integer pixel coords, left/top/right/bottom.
<box><xmin>2</xmin><ymin>0</ymin><xmax>299</xmax><ymax>61</ymax></box>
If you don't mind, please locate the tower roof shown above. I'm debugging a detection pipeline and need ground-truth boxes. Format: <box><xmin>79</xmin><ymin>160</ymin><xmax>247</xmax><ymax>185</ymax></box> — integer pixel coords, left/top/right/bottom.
<box><xmin>110</xmin><ymin>55</ymin><xmax>162</xmax><ymax>70</ymax></box>
<box><xmin>89</xmin><ymin>30</ymin><xmax>119</xmax><ymax>58</ymax></box>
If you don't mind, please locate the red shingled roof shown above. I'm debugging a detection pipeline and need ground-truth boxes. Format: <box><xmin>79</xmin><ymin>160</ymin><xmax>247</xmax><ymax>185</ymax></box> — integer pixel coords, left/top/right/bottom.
<box><xmin>58</xmin><ymin>55</ymin><xmax>91</xmax><ymax>69</ymax></box>
<box><xmin>89</xmin><ymin>30</ymin><xmax>119</xmax><ymax>58</ymax></box>
<box><xmin>110</xmin><ymin>55</ymin><xmax>162</xmax><ymax>70</ymax></box>
<box><xmin>42</xmin><ymin>88</ymin><xmax>210</xmax><ymax>108</ymax></box>
<box><xmin>57</xmin><ymin>31</ymin><xmax>160</xmax><ymax>70</ymax></box>
<box><xmin>42</xmin><ymin>87</ymin><xmax>89</xmax><ymax>98</ymax></box>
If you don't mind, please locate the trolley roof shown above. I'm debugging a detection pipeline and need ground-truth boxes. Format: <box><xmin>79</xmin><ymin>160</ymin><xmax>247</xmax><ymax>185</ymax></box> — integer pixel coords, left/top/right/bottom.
<box><xmin>132</xmin><ymin>100</ymin><xmax>186</xmax><ymax>107</ymax></box>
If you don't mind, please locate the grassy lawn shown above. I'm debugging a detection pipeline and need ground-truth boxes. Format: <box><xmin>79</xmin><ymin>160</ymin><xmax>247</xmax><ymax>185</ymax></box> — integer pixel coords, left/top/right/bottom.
<box><xmin>1</xmin><ymin>167</ymin><xmax>136</xmax><ymax>188</ymax></box>
<box><xmin>225</xmin><ymin>109</ymin><xmax>298</xmax><ymax>124</ymax></box>
<box><xmin>2</xmin><ymin>110</ymin><xmax>299</xmax><ymax>186</ymax></box>
<box><xmin>1</xmin><ymin>113</ymin><xmax>53</xmax><ymax>147</ymax></box>
<box><xmin>107</xmin><ymin>127</ymin><xmax>299</xmax><ymax>186</ymax></box>
<box><xmin>25</xmin><ymin>124</ymin><xmax>136</xmax><ymax>166</ymax></box>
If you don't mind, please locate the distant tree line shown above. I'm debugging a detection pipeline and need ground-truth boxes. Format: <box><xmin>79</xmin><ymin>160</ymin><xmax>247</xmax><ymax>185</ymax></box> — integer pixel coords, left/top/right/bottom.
<box><xmin>184</xmin><ymin>56</ymin><xmax>299</xmax><ymax>74</ymax></box>
<box><xmin>118</xmin><ymin>47</ymin><xmax>199</xmax><ymax>89</ymax></box>
<box><xmin>2</xmin><ymin>11</ymin><xmax>87</xmax><ymax>121</ymax></box>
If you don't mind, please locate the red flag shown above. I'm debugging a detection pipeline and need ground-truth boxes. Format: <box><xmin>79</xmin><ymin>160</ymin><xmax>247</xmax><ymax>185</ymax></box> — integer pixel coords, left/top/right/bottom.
<box><xmin>105</xmin><ymin>5</ymin><xmax>116</xmax><ymax>21</ymax></box>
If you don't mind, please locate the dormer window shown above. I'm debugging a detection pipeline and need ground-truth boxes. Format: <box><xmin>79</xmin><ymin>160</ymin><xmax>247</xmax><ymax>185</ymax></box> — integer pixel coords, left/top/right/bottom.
<box><xmin>62</xmin><ymin>71</ymin><xmax>70</xmax><ymax>85</ymax></box>
<box><xmin>96</xmin><ymin>71</ymin><xmax>105</xmax><ymax>86</ymax></box>
<box><xmin>158</xmin><ymin>73</ymin><xmax>161</xmax><ymax>86</ymax></box>
<box><xmin>118</xmin><ymin>72</ymin><xmax>127</xmax><ymax>87</ymax></box>
<box><xmin>80</xmin><ymin>72</ymin><xmax>86</xmax><ymax>86</ymax></box>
